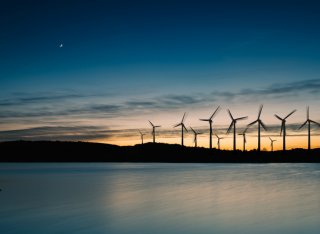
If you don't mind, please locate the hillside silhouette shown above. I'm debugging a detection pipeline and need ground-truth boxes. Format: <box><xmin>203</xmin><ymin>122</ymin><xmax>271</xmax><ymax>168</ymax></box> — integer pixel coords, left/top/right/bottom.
<box><xmin>1</xmin><ymin>141</ymin><xmax>319</xmax><ymax>163</ymax></box>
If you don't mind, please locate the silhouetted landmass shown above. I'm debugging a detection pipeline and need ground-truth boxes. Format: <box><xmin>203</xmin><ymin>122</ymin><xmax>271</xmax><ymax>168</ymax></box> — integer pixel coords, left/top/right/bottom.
<box><xmin>0</xmin><ymin>141</ymin><xmax>319</xmax><ymax>163</ymax></box>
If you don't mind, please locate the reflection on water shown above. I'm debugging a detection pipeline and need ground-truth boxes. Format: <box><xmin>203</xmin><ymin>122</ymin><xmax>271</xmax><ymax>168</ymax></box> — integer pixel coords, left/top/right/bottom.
<box><xmin>0</xmin><ymin>163</ymin><xmax>320</xmax><ymax>234</ymax></box>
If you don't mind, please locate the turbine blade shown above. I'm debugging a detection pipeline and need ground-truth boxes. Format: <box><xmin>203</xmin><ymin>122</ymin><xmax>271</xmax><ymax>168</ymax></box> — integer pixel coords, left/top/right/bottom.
<box><xmin>181</xmin><ymin>112</ymin><xmax>186</xmax><ymax>123</ymax></box>
<box><xmin>183</xmin><ymin>124</ymin><xmax>188</xmax><ymax>132</ymax></box>
<box><xmin>210</xmin><ymin>106</ymin><xmax>220</xmax><ymax>120</ymax></box>
<box><xmin>243</xmin><ymin>127</ymin><xmax>248</xmax><ymax>133</ymax></box>
<box><xmin>148</xmin><ymin>121</ymin><xmax>154</xmax><ymax>127</ymax></box>
<box><xmin>227</xmin><ymin>109</ymin><xmax>234</xmax><ymax>120</ymax></box>
<box><xmin>226</xmin><ymin>121</ymin><xmax>233</xmax><ymax>134</ymax></box>
<box><xmin>269</xmin><ymin>137</ymin><xmax>272</xmax><ymax>141</ymax></box>
<box><xmin>258</xmin><ymin>104</ymin><xmax>263</xmax><ymax>119</ymax></box>
<box><xmin>215</xmin><ymin>134</ymin><xmax>218</xmax><ymax>138</ymax></box>
<box><xmin>247</xmin><ymin>120</ymin><xmax>258</xmax><ymax>126</ymax></box>
<box><xmin>298</xmin><ymin>120</ymin><xmax>308</xmax><ymax>130</ymax></box>
<box><xmin>155</xmin><ymin>125</ymin><xmax>161</xmax><ymax>128</ymax></box>
<box><xmin>199</xmin><ymin>119</ymin><xmax>209</xmax><ymax>121</ymax></box>
<box><xmin>260</xmin><ymin>121</ymin><xmax>267</xmax><ymax>131</ymax></box>
<box><xmin>284</xmin><ymin>109</ymin><xmax>296</xmax><ymax>119</ymax></box>
<box><xmin>190</xmin><ymin>127</ymin><xmax>196</xmax><ymax>134</ymax></box>
<box><xmin>310</xmin><ymin>120</ymin><xmax>320</xmax><ymax>126</ymax></box>
<box><xmin>174</xmin><ymin>123</ymin><xmax>181</xmax><ymax>128</ymax></box>
<box><xmin>236</xmin><ymin>116</ymin><xmax>248</xmax><ymax>121</ymax></box>
<box><xmin>307</xmin><ymin>106</ymin><xmax>309</xmax><ymax>119</ymax></box>
<box><xmin>274</xmin><ymin>114</ymin><xmax>283</xmax><ymax>121</ymax></box>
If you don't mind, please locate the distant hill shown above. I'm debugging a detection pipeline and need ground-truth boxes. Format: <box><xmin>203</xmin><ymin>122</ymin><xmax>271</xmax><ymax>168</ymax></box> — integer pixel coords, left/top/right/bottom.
<box><xmin>0</xmin><ymin>141</ymin><xmax>319</xmax><ymax>163</ymax></box>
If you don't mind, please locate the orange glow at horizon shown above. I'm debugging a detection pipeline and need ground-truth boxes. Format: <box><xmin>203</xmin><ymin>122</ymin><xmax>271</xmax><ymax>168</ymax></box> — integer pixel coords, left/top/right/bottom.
<box><xmin>93</xmin><ymin>132</ymin><xmax>320</xmax><ymax>151</ymax></box>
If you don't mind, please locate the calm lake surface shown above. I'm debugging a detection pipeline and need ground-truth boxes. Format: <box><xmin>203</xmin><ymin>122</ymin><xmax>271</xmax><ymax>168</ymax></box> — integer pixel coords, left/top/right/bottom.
<box><xmin>0</xmin><ymin>163</ymin><xmax>320</xmax><ymax>234</ymax></box>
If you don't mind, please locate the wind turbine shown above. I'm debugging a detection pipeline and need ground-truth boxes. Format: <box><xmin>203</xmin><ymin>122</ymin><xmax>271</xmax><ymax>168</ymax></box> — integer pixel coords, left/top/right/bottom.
<box><xmin>274</xmin><ymin>109</ymin><xmax>296</xmax><ymax>151</ymax></box>
<box><xmin>200</xmin><ymin>106</ymin><xmax>220</xmax><ymax>149</ymax></box>
<box><xmin>174</xmin><ymin>113</ymin><xmax>188</xmax><ymax>146</ymax></box>
<box><xmin>238</xmin><ymin>128</ymin><xmax>248</xmax><ymax>151</ymax></box>
<box><xmin>138</xmin><ymin>130</ymin><xmax>146</xmax><ymax>144</ymax></box>
<box><xmin>226</xmin><ymin>109</ymin><xmax>248</xmax><ymax>151</ymax></box>
<box><xmin>269</xmin><ymin>137</ymin><xmax>276</xmax><ymax>152</ymax></box>
<box><xmin>298</xmin><ymin>106</ymin><xmax>320</xmax><ymax>150</ymax></box>
<box><xmin>190</xmin><ymin>127</ymin><xmax>201</xmax><ymax>147</ymax></box>
<box><xmin>215</xmin><ymin>134</ymin><xmax>224</xmax><ymax>150</ymax></box>
<box><xmin>247</xmin><ymin>105</ymin><xmax>267</xmax><ymax>152</ymax></box>
<box><xmin>148</xmin><ymin>121</ymin><xmax>161</xmax><ymax>143</ymax></box>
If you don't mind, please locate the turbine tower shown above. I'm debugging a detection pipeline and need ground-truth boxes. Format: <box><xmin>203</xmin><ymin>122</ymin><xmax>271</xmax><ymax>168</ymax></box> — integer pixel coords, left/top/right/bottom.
<box><xmin>148</xmin><ymin>121</ymin><xmax>161</xmax><ymax>143</ymax></box>
<box><xmin>274</xmin><ymin>109</ymin><xmax>296</xmax><ymax>151</ymax></box>
<box><xmin>174</xmin><ymin>113</ymin><xmax>188</xmax><ymax>146</ymax></box>
<box><xmin>298</xmin><ymin>106</ymin><xmax>320</xmax><ymax>150</ymax></box>
<box><xmin>269</xmin><ymin>137</ymin><xmax>276</xmax><ymax>152</ymax></box>
<box><xmin>138</xmin><ymin>130</ymin><xmax>146</xmax><ymax>144</ymax></box>
<box><xmin>247</xmin><ymin>105</ymin><xmax>267</xmax><ymax>152</ymax></box>
<box><xmin>190</xmin><ymin>127</ymin><xmax>201</xmax><ymax>147</ymax></box>
<box><xmin>238</xmin><ymin>128</ymin><xmax>248</xmax><ymax>152</ymax></box>
<box><xmin>226</xmin><ymin>109</ymin><xmax>248</xmax><ymax>151</ymax></box>
<box><xmin>215</xmin><ymin>134</ymin><xmax>224</xmax><ymax>150</ymax></box>
<box><xmin>200</xmin><ymin>106</ymin><xmax>220</xmax><ymax>149</ymax></box>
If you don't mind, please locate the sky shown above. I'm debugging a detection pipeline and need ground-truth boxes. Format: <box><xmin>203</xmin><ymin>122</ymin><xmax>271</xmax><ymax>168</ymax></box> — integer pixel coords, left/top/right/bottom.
<box><xmin>1</xmin><ymin>0</ymin><xmax>320</xmax><ymax>150</ymax></box>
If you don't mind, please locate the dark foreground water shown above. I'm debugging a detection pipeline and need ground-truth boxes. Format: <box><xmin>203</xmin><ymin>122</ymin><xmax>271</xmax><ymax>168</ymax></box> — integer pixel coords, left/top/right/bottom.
<box><xmin>0</xmin><ymin>163</ymin><xmax>320</xmax><ymax>234</ymax></box>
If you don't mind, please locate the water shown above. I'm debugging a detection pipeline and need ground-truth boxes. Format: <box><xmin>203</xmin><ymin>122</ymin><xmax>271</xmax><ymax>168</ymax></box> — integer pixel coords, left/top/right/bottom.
<box><xmin>0</xmin><ymin>163</ymin><xmax>320</xmax><ymax>234</ymax></box>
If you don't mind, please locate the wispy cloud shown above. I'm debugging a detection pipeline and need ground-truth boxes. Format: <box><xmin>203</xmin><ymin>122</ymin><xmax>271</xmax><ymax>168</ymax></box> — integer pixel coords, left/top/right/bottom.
<box><xmin>0</xmin><ymin>125</ymin><xmax>160</xmax><ymax>142</ymax></box>
<box><xmin>0</xmin><ymin>94</ymin><xmax>82</xmax><ymax>107</ymax></box>
<box><xmin>0</xmin><ymin>91</ymin><xmax>115</xmax><ymax>107</ymax></box>
<box><xmin>238</xmin><ymin>79</ymin><xmax>320</xmax><ymax>98</ymax></box>
<box><xmin>0</xmin><ymin>93</ymin><xmax>207</xmax><ymax>119</ymax></box>
<box><xmin>125</xmin><ymin>94</ymin><xmax>206</xmax><ymax>112</ymax></box>
<box><xmin>0</xmin><ymin>126</ymin><xmax>112</xmax><ymax>141</ymax></box>
<box><xmin>212</xmin><ymin>79</ymin><xmax>320</xmax><ymax>102</ymax></box>
<box><xmin>1</xmin><ymin>79</ymin><xmax>320</xmax><ymax>120</ymax></box>
<box><xmin>0</xmin><ymin>104</ymin><xmax>123</xmax><ymax>119</ymax></box>
<box><xmin>1</xmin><ymin>79</ymin><xmax>320</xmax><ymax>142</ymax></box>
<box><xmin>0</xmin><ymin>121</ymin><xmax>319</xmax><ymax>142</ymax></box>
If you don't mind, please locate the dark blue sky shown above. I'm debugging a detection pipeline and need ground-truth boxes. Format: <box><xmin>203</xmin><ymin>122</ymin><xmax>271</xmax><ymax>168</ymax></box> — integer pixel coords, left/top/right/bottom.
<box><xmin>1</xmin><ymin>0</ymin><xmax>320</xmax><ymax>146</ymax></box>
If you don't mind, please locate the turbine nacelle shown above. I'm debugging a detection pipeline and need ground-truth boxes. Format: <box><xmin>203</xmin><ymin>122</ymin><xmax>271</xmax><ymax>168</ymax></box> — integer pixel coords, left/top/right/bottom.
<box><xmin>149</xmin><ymin>120</ymin><xmax>161</xmax><ymax>136</ymax></box>
<box><xmin>226</xmin><ymin>109</ymin><xmax>248</xmax><ymax>134</ymax></box>
<box><xmin>215</xmin><ymin>134</ymin><xmax>224</xmax><ymax>140</ymax></box>
<box><xmin>274</xmin><ymin>109</ymin><xmax>296</xmax><ymax>136</ymax></box>
<box><xmin>298</xmin><ymin>106</ymin><xmax>320</xmax><ymax>130</ymax></box>
<box><xmin>237</xmin><ymin>128</ymin><xmax>248</xmax><ymax>148</ymax></box>
<box><xmin>138</xmin><ymin>130</ymin><xmax>146</xmax><ymax>136</ymax></box>
<box><xmin>199</xmin><ymin>106</ymin><xmax>220</xmax><ymax>149</ymax></box>
<box><xmin>247</xmin><ymin>105</ymin><xmax>267</xmax><ymax>151</ymax></box>
<box><xmin>174</xmin><ymin>112</ymin><xmax>188</xmax><ymax>131</ymax></box>
<box><xmin>269</xmin><ymin>137</ymin><xmax>276</xmax><ymax>143</ymax></box>
<box><xmin>190</xmin><ymin>127</ymin><xmax>201</xmax><ymax>135</ymax></box>
<box><xmin>149</xmin><ymin>120</ymin><xmax>161</xmax><ymax>128</ymax></box>
<box><xmin>248</xmin><ymin>119</ymin><xmax>267</xmax><ymax>131</ymax></box>
<box><xmin>174</xmin><ymin>123</ymin><xmax>188</xmax><ymax>131</ymax></box>
<box><xmin>199</xmin><ymin>106</ymin><xmax>220</xmax><ymax>123</ymax></box>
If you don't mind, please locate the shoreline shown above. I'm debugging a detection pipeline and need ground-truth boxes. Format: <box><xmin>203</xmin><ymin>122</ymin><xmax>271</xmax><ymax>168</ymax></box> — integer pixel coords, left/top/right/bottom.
<box><xmin>1</xmin><ymin>141</ymin><xmax>319</xmax><ymax>163</ymax></box>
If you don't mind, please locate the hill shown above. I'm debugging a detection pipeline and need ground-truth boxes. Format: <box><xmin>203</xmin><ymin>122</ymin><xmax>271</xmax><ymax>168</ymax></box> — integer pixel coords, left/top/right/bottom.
<box><xmin>1</xmin><ymin>141</ymin><xmax>320</xmax><ymax>163</ymax></box>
